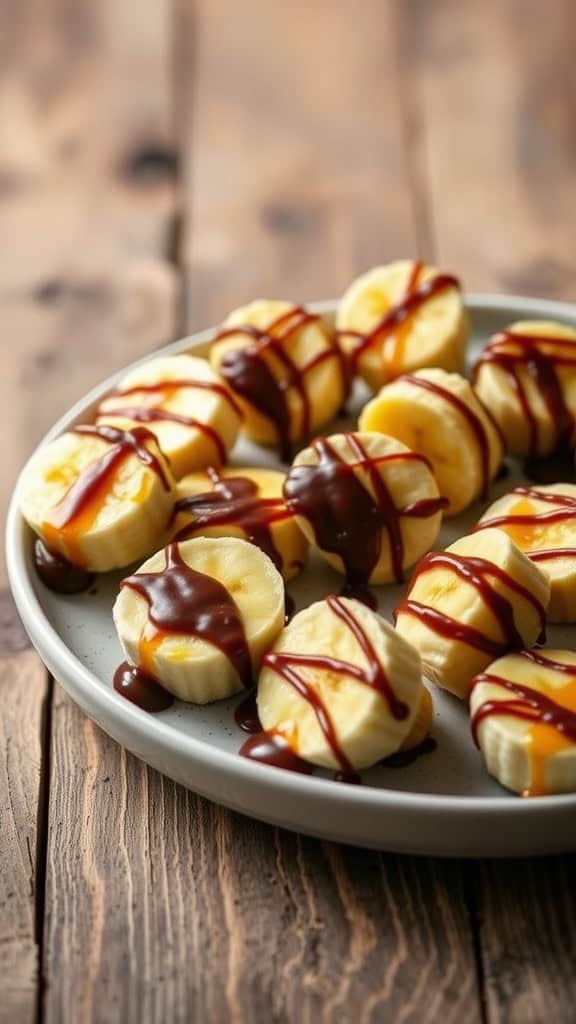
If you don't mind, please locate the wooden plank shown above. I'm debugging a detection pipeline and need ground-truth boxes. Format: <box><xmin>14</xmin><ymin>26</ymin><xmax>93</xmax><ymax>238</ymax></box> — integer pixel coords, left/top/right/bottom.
<box><xmin>406</xmin><ymin>3</ymin><xmax>576</xmax><ymax>1021</ymax></box>
<box><xmin>400</xmin><ymin>0</ymin><xmax>576</xmax><ymax>296</ymax></box>
<box><xmin>0</xmin><ymin>592</ymin><xmax>48</xmax><ymax>1024</ymax></box>
<box><xmin>181</xmin><ymin>0</ymin><xmax>419</xmax><ymax>328</ymax></box>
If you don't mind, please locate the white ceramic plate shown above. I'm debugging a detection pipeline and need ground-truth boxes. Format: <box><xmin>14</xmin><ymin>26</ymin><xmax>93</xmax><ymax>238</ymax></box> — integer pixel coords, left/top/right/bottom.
<box><xmin>8</xmin><ymin>294</ymin><xmax>576</xmax><ymax>857</ymax></box>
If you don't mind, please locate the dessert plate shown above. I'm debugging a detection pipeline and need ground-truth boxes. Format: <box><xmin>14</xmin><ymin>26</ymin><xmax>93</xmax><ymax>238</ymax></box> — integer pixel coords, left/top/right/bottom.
<box><xmin>7</xmin><ymin>294</ymin><xmax>576</xmax><ymax>857</ymax></box>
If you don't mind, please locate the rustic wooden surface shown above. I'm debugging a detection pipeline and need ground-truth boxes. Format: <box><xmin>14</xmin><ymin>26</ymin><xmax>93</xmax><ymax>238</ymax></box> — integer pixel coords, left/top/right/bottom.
<box><xmin>2</xmin><ymin>1</ymin><xmax>576</xmax><ymax>1021</ymax></box>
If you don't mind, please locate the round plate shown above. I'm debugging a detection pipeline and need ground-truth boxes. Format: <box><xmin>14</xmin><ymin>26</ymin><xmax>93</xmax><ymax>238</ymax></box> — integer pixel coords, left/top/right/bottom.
<box><xmin>7</xmin><ymin>294</ymin><xmax>576</xmax><ymax>857</ymax></box>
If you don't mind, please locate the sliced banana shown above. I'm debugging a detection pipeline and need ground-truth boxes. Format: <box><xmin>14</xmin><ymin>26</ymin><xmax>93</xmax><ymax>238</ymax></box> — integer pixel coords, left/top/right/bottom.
<box><xmin>209</xmin><ymin>299</ymin><xmax>347</xmax><ymax>460</ymax></box>
<box><xmin>359</xmin><ymin>368</ymin><xmax>503</xmax><ymax>515</ymax></box>
<box><xmin>97</xmin><ymin>354</ymin><xmax>242</xmax><ymax>479</ymax></box>
<box><xmin>469</xmin><ymin>649</ymin><xmax>576</xmax><ymax>796</ymax></box>
<box><xmin>477</xmin><ymin>484</ymin><xmax>576</xmax><ymax>623</ymax></box>
<box><xmin>19</xmin><ymin>425</ymin><xmax>176</xmax><ymax>572</ymax></box>
<box><xmin>336</xmin><ymin>259</ymin><xmax>468</xmax><ymax>390</ymax></box>
<box><xmin>257</xmin><ymin>595</ymin><xmax>424</xmax><ymax>772</ymax></box>
<box><xmin>171</xmin><ymin>466</ymin><xmax>308</xmax><ymax>580</ymax></box>
<box><xmin>472</xmin><ymin>320</ymin><xmax>576</xmax><ymax>458</ymax></box>
<box><xmin>394</xmin><ymin>528</ymin><xmax>550</xmax><ymax>699</ymax></box>
<box><xmin>283</xmin><ymin>431</ymin><xmax>445</xmax><ymax>586</ymax></box>
<box><xmin>399</xmin><ymin>685</ymin><xmax>434</xmax><ymax>753</ymax></box>
<box><xmin>113</xmin><ymin>537</ymin><xmax>285</xmax><ymax>704</ymax></box>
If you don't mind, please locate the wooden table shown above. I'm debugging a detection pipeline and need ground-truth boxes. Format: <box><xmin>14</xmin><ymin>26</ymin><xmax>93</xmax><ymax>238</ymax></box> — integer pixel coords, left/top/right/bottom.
<box><xmin>2</xmin><ymin>2</ymin><xmax>576</xmax><ymax>1020</ymax></box>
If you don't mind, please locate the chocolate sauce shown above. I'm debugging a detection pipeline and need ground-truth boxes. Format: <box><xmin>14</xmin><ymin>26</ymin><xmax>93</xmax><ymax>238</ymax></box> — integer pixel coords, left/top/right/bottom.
<box><xmin>395</xmin><ymin>552</ymin><xmax>547</xmax><ymax>655</ymax></box>
<box><xmin>284</xmin><ymin>591</ymin><xmax>296</xmax><ymax>621</ymax></box>
<box><xmin>107</xmin><ymin>377</ymin><xmax>242</xmax><ymax>417</ymax></box>
<box><xmin>113</xmin><ymin>661</ymin><xmax>174</xmax><ymax>712</ymax></box>
<box><xmin>524</xmin><ymin>448</ymin><xmax>575</xmax><ymax>484</ymax></box>
<box><xmin>477</xmin><ymin>486</ymin><xmax>576</xmax><ymax>532</ymax></box>
<box><xmin>72</xmin><ymin>424</ymin><xmax>171</xmax><ymax>492</ymax></box>
<box><xmin>33</xmin><ymin>538</ymin><xmax>94</xmax><ymax>594</ymax></box>
<box><xmin>234</xmin><ymin>690</ymin><xmax>261</xmax><ymax>733</ymax></box>
<box><xmin>99</xmin><ymin>405</ymin><xmax>228</xmax><ymax>464</ymax></box>
<box><xmin>379</xmin><ymin>735</ymin><xmax>437</xmax><ymax>768</ymax></box>
<box><xmin>215</xmin><ymin>306</ymin><xmax>347</xmax><ymax>462</ymax></box>
<box><xmin>339</xmin><ymin>266</ymin><xmax>460</xmax><ymax>374</ymax></box>
<box><xmin>121</xmin><ymin>542</ymin><xmax>253</xmax><ymax>688</ymax></box>
<box><xmin>172</xmin><ymin>469</ymin><xmax>290</xmax><ymax>572</ymax></box>
<box><xmin>239</xmin><ymin>731</ymin><xmax>314</xmax><ymax>774</ymax></box>
<box><xmin>401</xmin><ymin>374</ymin><xmax>497</xmax><ymax>499</ymax></box>
<box><xmin>258</xmin><ymin>594</ymin><xmax>409</xmax><ymax>778</ymax></box>
<box><xmin>472</xmin><ymin>330</ymin><xmax>576</xmax><ymax>457</ymax></box>
<box><xmin>470</xmin><ymin>652</ymin><xmax>576</xmax><ymax>746</ymax></box>
<box><xmin>283</xmin><ymin>433</ymin><xmax>446</xmax><ymax>587</ymax></box>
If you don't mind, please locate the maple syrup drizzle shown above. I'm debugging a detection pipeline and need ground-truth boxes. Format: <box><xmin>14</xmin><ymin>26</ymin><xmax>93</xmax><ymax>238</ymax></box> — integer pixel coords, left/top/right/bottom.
<box><xmin>469</xmin><ymin>651</ymin><xmax>576</xmax><ymax>795</ymax></box>
<box><xmin>394</xmin><ymin>552</ymin><xmax>547</xmax><ymax>655</ymax></box>
<box><xmin>472</xmin><ymin>329</ymin><xmax>576</xmax><ymax>456</ymax></box>
<box><xmin>400</xmin><ymin>373</ymin><xmax>498</xmax><ymax>499</ymax></box>
<box><xmin>172</xmin><ymin>468</ymin><xmax>292</xmax><ymax>572</ymax></box>
<box><xmin>215</xmin><ymin>306</ymin><xmax>348</xmax><ymax>461</ymax></box>
<box><xmin>248</xmin><ymin>594</ymin><xmax>409</xmax><ymax>780</ymax></box>
<box><xmin>338</xmin><ymin>263</ymin><xmax>460</xmax><ymax>374</ymax></box>
<box><xmin>283</xmin><ymin>433</ymin><xmax>447</xmax><ymax>589</ymax></box>
<box><xmin>120</xmin><ymin>542</ymin><xmax>253</xmax><ymax>689</ymax></box>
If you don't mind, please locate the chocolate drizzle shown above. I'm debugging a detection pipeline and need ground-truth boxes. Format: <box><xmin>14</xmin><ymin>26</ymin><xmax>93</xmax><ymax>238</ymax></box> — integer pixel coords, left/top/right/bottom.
<box><xmin>255</xmin><ymin>594</ymin><xmax>409</xmax><ymax>780</ymax></box>
<box><xmin>33</xmin><ymin>538</ymin><xmax>94</xmax><ymax>593</ymax></box>
<box><xmin>215</xmin><ymin>306</ymin><xmax>347</xmax><ymax>461</ymax></box>
<box><xmin>476</xmin><ymin>486</ymin><xmax>576</xmax><ymax>564</ymax></box>
<box><xmin>113</xmin><ymin>661</ymin><xmax>174</xmax><ymax>712</ymax></box>
<box><xmin>401</xmin><ymin>373</ymin><xmax>499</xmax><ymax>499</ymax></box>
<box><xmin>379</xmin><ymin>735</ymin><xmax>437</xmax><ymax>768</ymax></box>
<box><xmin>239</xmin><ymin>731</ymin><xmax>314</xmax><ymax>774</ymax></box>
<box><xmin>395</xmin><ymin>551</ymin><xmax>547</xmax><ymax>655</ymax></box>
<box><xmin>121</xmin><ymin>542</ymin><xmax>253</xmax><ymax>689</ymax></box>
<box><xmin>470</xmin><ymin>651</ymin><xmax>576</xmax><ymax>746</ymax></box>
<box><xmin>338</xmin><ymin>262</ymin><xmax>461</xmax><ymax>376</ymax></box>
<box><xmin>283</xmin><ymin>432</ymin><xmax>447</xmax><ymax>589</ymax></box>
<box><xmin>172</xmin><ymin>468</ymin><xmax>291</xmax><ymax>572</ymax></box>
<box><xmin>100</xmin><ymin>377</ymin><xmax>242</xmax><ymax>466</ymax></box>
<box><xmin>472</xmin><ymin>329</ymin><xmax>576</xmax><ymax>457</ymax></box>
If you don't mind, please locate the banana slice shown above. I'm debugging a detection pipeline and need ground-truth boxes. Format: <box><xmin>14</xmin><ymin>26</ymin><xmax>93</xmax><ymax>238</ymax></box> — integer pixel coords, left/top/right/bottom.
<box><xmin>336</xmin><ymin>259</ymin><xmax>468</xmax><ymax>390</ymax></box>
<box><xmin>171</xmin><ymin>466</ymin><xmax>308</xmax><ymax>580</ymax></box>
<box><xmin>283</xmin><ymin>431</ymin><xmax>445</xmax><ymax>587</ymax></box>
<box><xmin>469</xmin><ymin>649</ymin><xmax>576</xmax><ymax>796</ymax></box>
<box><xmin>209</xmin><ymin>299</ymin><xmax>347</xmax><ymax>461</ymax></box>
<box><xmin>359</xmin><ymin>368</ymin><xmax>503</xmax><ymax>515</ymax></box>
<box><xmin>399</xmin><ymin>685</ymin><xmax>434</xmax><ymax>753</ymax></box>
<box><xmin>257</xmin><ymin>595</ymin><xmax>424</xmax><ymax>772</ymax></box>
<box><xmin>113</xmin><ymin>537</ymin><xmax>285</xmax><ymax>704</ymax></box>
<box><xmin>477</xmin><ymin>484</ymin><xmax>576</xmax><ymax>623</ymax></box>
<box><xmin>394</xmin><ymin>528</ymin><xmax>550</xmax><ymax>699</ymax></box>
<box><xmin>472</xmin><ymin>320</ymin><xmax>576</xmax><ymax>458</ymax></box>
<box><xmin>19</xmin><ymin>425</ymin><xmax>176</xmax><ymax>572</ymax></box>
<box><xmin>97</xmin><ymin>354</ymin><xmax>242</xmax><ymax>479</ymax></box>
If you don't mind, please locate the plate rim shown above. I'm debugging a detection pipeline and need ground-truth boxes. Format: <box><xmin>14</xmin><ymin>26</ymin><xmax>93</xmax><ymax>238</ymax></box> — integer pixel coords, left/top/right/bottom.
<box><xmin>8</xmin><ymin>290</ymin><xmax>576</xmax><ymax>822</ymax></box>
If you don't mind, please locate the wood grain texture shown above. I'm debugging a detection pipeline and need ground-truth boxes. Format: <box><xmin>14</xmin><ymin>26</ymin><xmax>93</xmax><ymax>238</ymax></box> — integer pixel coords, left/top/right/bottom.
<box><xmin>181</xmin><ymin>0</ymin><xmax>420</xmax><ymax>328</ymax></box>
<box><xmin>399</xmin><ymin>0</ymin><xmax>576</xmax><ymax>297</ymax></box>
<box><xmin>0</xmin><ymin>0</ymin><xmax>179</xmax><ymax>547</ymax></box>
<box><xmin>0</xmin><ymin>591</ymin><xmax>47</xmax><ymax>1024</ymax></box>
<box><xmin>403</xmin><ymin>2</ymin><xmax>576</xmax><ymax>1021</ymax></box>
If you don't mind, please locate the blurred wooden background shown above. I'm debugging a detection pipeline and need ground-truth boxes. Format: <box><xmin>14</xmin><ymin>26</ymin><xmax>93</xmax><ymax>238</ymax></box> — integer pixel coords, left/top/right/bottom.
<box><xmin>2</xmin><ymin>1</ymin><xmax>576</xmax><ymax>1021</ymax></box>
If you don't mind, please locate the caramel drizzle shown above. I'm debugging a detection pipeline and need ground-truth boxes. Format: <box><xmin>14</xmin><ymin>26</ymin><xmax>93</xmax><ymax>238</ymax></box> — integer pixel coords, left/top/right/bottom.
<box><xmin>260</xmin><ymin>594</ymin><xmax>409</xmax><ymax>778</ymax></box>
<box><xmin>215</xmin><ymin>306</ymin><xmax>348</xmax><ymax>461</ymax></box>
<box><xmin>100</xmin><ymin>378</ymin><xmax>242</xmax><ymax>466</ymax></box>
<box><xmin>394</xmin><ymin>552</ymin><xmax>546</xmax><ymax>655</ymax></box>
<box><xmin>283</xmin><ymin>432</ymin><xmax>447</xmax><ymax>587</ymax></box>
<box><xmin>476</xmin><ymin>486</ymin><xmax>576</xmax><ymax>563</ymax></box>
<box><xmin>338</xmin><ymin>262</ymin><xmax>461</xmax><ymax>375</ymax></box>
<box><xmin>121</xmin><ymin>542</ymin><xmax>253</xmax><ymax>689</ymax></box>
<box><xmin>401</xmin><ymin>373</ymin><xmax>499</xmax><ymax>499</ymax></box>
<box><xmin>42</xmin><ymin>425</ymin><xmax>171</xmax><ymax>566</ymax></box>
<box><xmin>172</xmin><ymin>467</ymin><xmax>293</xmax><ymax>572</ymax></box>
<box><xmin>469</xmin><ymin>652</ymin><xmax>576</xmax><ymax>795</ymax></box>
<box><xmin>472</xmin><ymin>329</ymin><xmax>576</xmax><ymax>456</ymax></box>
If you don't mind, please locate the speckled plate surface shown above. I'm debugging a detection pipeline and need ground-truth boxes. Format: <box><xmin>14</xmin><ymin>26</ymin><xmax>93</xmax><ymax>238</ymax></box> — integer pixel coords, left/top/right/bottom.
<box><xmin>7</xmin><ymin>294</ymin><xmax>576</xmax><ymax>856</ymax></box>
